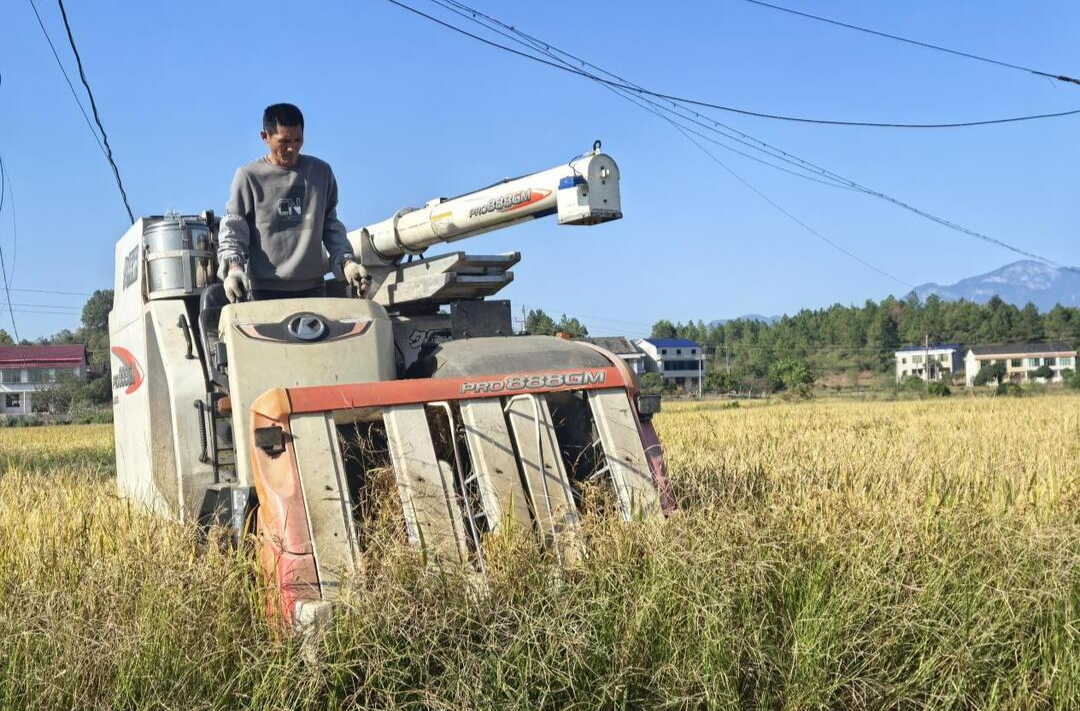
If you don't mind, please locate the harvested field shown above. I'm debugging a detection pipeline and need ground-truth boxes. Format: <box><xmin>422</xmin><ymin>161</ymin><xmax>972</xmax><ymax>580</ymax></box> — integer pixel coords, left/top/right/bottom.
<box><xmin>0</xmin><ymin>396</ymin><xmax>1077</xmax><ymax>710</ymax></box>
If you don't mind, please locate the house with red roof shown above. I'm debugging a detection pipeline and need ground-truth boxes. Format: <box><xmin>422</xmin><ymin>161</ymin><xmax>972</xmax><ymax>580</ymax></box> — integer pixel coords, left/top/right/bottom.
<box><xmin>0</xmin><ymin>345</ymin><xmax>89</xmax><ymax>416</ymax></box>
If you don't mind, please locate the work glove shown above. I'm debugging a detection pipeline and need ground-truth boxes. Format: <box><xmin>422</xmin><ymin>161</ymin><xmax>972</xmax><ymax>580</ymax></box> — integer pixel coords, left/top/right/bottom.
<box><xmin>343</xmin><ymin>260</ymin><xmax>369</xmax><ymax>297</ymax></box>
<box><xmin>223</xmin><ymin>268</ymin><xmax>251</xmax><ymax>303</ymax></box>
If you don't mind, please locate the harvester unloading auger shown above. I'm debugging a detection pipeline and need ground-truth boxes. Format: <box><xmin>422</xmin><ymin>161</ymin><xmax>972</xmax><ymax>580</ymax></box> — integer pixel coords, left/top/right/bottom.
<box><xmin>108</xmin><ymin>143</ymin><xmax>674</xmax><ymax>627</ymax></box>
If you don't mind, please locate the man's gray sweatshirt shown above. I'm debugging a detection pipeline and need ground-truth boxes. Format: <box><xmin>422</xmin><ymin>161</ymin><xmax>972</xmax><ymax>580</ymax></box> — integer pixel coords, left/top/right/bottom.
<box><xmin>217</xmin><ymin>155</ymin><xmax>352</xmax><ymax>291</ymax></box>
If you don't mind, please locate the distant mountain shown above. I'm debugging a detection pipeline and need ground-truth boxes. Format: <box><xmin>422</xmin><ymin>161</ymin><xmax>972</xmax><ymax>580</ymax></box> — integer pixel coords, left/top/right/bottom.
<box><xmin>709</xmin><ymin>314</ymin><xmax>781</xmax><ymax>327</ymax></box>
<box><xmin>914</xmin><ymin>260</ymin><xmax>1080</xmax><ymax>312</ymax></box>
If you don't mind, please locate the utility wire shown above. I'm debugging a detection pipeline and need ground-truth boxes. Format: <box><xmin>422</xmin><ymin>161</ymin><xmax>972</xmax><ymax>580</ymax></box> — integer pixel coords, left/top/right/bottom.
<box><xmin>427</xmin><ymin>1</ymin><xmax>882</xmax><ymax>189</ymax></box>
<box><xmin>674</xmin><ymin>124</ymin><xmax>913</xmax><ymax>288</ymax></box>
<box><xmin>0</xmin><ymin>74</ymin><xmax>14</xmax><ymax>338</ymax></box>
<box><xmin>424</xmin><ymin>0</ymin><xmax>907</xmax><ymax>283</ymax></box>
<box><xmin>3</xmin><ymin>308</ymin><xmax>86</xmax><ymax>317</ymax></box>
<box><xmin>428</xmin><ymin>1</ymin><xmax>854</xmax><ymax>192</ymax></box>
<box><xmin>1</xmin><ymin>159</ymin><xmax>17</xmax><ymax>284</ymax></box>
<box><xmin>742</xmin><ymin>0</ymin><xmax>1080</xmax><ymax>87</ymax></box>
<box><xmin>392</xmin><ymin>0</ymin><xmax>1080</xmax><ymax>128</ymax></box>
<box><xmin>55</xmin><ymin>0</ymin><xmax>135</xmax><ymax>224</ymax></box>
<box><xmin>602</xmin><ymin>70</ymin><xmax>912</xmax><ymax>284</ymax></box>
<box><xmin>0</xmin><ymin>156</ymin><xmax>19</xmax><ymax>341</ymax></box>
<box><xmin>637</xmin><ymin>100</ymin><xmax>1078</xmax><ymax>270</ymax></box>
<box><xmin>26</xmin><ymin>0</ymin><xmax>107</xmax><ymax>157</ymax></box>
<box><xmin>634</xmin><ymin>99</ymin><xmax>1080</xmax><ymax>129</ymax></box>
<box><xmin>400</xmin><ymin>0</ymin><xmax>1077</xmax><ymax>272</ymax></box>
<box><xmin>6</xmin><ymin>287</ymin><xmax>94</xmax><ymax>297</ymax></box>
<box><xmin>420</xmin><ymin>0</ymin><xmax>911</xmax><ymax>286</ymax></box>
<box><xmin>0</xmin><ymin>302</ymin><xmax>81</xmax><ymax>311</ymax></box>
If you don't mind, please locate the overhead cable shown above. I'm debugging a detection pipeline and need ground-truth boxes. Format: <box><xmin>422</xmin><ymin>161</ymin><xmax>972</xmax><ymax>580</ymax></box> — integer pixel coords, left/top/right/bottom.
<box><xmin>6</xmin><ymin>286</ymin><xmax>94</xmax><ymax>297</ymax></box>
<box><xmin>0</xmin><ymin>301</ymin><xmax>81</xmax><ymax>312</ymax></box>
<box><xmin>397</xmin><ymin>0</ymin><xmax>1077</xmax><ymax>272</ymax></box>
<box><xmin>742</xmin><ymin>0</ymin><xmax>1080</xmax><ymax>87</ymax></box>
<box><xmin>627</xmin><ymin>95</ymin><xmax>1080</xmax><ymax>129</ymax></box>
<box><xmin>424</xmin><ymin>0</ymin><xmax>905</xmax><ymax>283</ymax></box>
<box><xmin>0</xmin><ymin>156</ymin><xmax>19</xmax><ymax>341</ymax></box>
<box><xmin>26</xmin><ymin>0</ymin><xmax>107</xmax><ymax>157</ymax></box>
<box><xmin>4</xmin><ymin>307</ymin><xmax>86</xmax><ymax>317</ymax></box>
<box><xmin>390</xmin><ymin>0</ymin><xmax>1080</xmax><ymax>128</ymax></box>
<box><xmin>676</xmin><ymin>125</ymin><xmax>913</xmax><ymax>288</ymax></box>
<box><xmin>583</xmin><ymin>59</ymin><xmax>911</xmax><ymax>284</ymax></box>
<box><xmin>53</xmin><ymin>0</ymin><xmax>135</xmax><ymax>223</ymax></box>
<box><xmin>1</xmin><ymin>158</ymin><xmax>16</xmax><ymax>285</ymax></box>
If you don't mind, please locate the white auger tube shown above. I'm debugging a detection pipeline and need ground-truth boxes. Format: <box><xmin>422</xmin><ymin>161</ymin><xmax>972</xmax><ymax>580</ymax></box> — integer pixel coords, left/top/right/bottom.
<box><xmin>348</xmin><ymin>146</ymin><xmax>620</xmax><ymax>264</ymax></box>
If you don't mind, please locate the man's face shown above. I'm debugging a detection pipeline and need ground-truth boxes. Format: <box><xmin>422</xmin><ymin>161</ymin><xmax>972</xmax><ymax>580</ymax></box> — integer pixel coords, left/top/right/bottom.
<box><xmin>261</xmin><ymin>124</ymin><xmax>304</xmax><ymax>168</ymax></box>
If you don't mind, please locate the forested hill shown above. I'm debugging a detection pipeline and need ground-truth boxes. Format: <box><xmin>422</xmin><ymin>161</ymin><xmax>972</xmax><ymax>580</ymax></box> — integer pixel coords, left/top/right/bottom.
<box><xmin>652</xmin><ymin>295</ymin><xmax>1080</xmax><ymax>380</ymax></box>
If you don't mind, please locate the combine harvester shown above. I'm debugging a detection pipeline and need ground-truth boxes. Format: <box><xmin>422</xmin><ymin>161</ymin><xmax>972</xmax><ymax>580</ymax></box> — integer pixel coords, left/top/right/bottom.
<box><xmin>108</xmin><ymin>143</ymin><xmax>672</xmax><ymax>626</ymax></box>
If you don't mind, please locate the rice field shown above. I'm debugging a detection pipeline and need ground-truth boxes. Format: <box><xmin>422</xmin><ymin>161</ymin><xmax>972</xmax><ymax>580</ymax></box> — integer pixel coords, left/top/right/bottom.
<box><xmin>0</xmin><ymin>394</ymin><xmax>1077</xmax><ymax>710</ymax></box>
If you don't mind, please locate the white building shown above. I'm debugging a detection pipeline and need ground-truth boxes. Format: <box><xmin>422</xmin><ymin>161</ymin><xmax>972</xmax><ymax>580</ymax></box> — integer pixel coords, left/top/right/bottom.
<box><xmin>634</xmin><ymin>338</ymin><xmax>705</xmax><ymax>392</ymax></box>
<box><xmin>894</xmin><ymin>343</ymin><xmax>962</xmax><ymax>384</ymax></box>
<box><xmin>964</xmin><ymin>342</ymin><xmax>1076</xmax><ymax>386</ymax></box>
<box><xmin>0</xmin><ymin>345</ymin><xmax>89</xmax><ymax>416</ymax></box>
<box><xmin>577</xmin><ymin>337</ymin><xmax>648</xmax><ymax>376</ymax></box>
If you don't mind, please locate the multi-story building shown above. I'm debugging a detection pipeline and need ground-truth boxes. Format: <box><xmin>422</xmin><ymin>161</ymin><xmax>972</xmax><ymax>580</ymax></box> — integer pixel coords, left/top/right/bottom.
<box><xmin>634</xmin><ymin>338</ymin><xmax>704</xmax><ymax>392</ymax></box>
<box><xmin>0</xmin><ymin>345</ymin><xmax>89</xmax><ymax>416</ymax></box>
<box><xmin>894</xmin><ymin>344</ymin><xmax>962</xmax><ymax>384</ymax></box>
<box><xmin>576</xmin><ymin>337</ymin><xmax>648</xmax><ymax>376</ymax></box>
<box><xmin>964</xmin><ymin>342</ymin><xmax>1076</xmax><ymax>386</ymax></box>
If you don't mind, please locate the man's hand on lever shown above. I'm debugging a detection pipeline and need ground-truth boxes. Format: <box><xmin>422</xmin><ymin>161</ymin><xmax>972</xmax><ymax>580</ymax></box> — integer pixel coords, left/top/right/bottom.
<box><xmin>224</xmin><ymin>261</ymin><xmax>251</xmax><ymax>303</ymax></box>
<box><xmin>342</xmin><ymin>258</ymin><xmax>369</xmax><ymax>297</ymax></box>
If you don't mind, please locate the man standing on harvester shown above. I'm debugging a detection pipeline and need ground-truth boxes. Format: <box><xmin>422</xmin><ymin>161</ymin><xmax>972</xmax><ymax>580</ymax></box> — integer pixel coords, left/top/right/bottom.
<box><xmin>218</xmin><ymin>103</ymin><xmax>366</xmax><ymax>302</ymax></box>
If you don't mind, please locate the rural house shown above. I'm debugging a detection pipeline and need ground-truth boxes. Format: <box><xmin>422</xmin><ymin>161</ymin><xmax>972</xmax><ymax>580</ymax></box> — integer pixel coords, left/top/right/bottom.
<box><xmin>964</xmin><ymin>342</ymin><xmax>1076</xmax><ymax>386</ymax></box>
<box><xmin>576</xmin><ymin>336</ymin><xmax>648</xmax><ymax>375</ymax></box>
<box><xmin>894</xmin><ymin>344</ymin><xmax>962</xmax><ymax>384</ymax></box>
<box><xmin>0</xmin><ymin>344</ymin><xmax>90</xmax><ymax>416</ymax></box>
<box><xmin>634</xmin><ymin>338</ymin><xmax>705</xmax><ymax>392</ymax></box>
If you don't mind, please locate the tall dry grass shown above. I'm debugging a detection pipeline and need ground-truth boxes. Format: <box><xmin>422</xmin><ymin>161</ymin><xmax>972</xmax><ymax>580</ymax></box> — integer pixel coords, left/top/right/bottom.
<box><xmin>0</xmin><ymin>396</ymin><xmax>1076</xmax><ymax>710</ymax></box>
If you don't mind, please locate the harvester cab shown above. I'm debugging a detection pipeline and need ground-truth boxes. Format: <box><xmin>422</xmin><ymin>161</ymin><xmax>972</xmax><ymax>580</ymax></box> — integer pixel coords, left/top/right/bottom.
<box><xmin>108</xmin><ymin>143</ymin><xmax>673</xmax><ymax>626</ymax></box>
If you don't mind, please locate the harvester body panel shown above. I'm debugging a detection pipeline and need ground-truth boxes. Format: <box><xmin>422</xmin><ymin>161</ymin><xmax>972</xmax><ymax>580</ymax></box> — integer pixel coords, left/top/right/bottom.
<box><xmin>110</xmin><ymin>219</ymin><xmax>216</xmax><ymax>521</ymax></box>
<box><xmin>218</xmin><ymin>297</ymin><xmax>395</xmax><ymax>488</ymax></box>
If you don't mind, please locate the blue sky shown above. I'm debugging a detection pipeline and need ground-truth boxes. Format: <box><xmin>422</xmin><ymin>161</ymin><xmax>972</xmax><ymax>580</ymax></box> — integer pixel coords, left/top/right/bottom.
<box><xmin>1</xmin><ymin>0</ymin><xmax>1077</xmax><ymax>339</ymax></box>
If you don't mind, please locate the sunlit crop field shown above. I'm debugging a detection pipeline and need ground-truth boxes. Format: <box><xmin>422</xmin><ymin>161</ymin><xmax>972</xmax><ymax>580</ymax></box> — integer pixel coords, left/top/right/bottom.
<box><xmin>0</xmin><ymin>395</ymin><xmax>1077</xmax><ymax>710</ymax></box>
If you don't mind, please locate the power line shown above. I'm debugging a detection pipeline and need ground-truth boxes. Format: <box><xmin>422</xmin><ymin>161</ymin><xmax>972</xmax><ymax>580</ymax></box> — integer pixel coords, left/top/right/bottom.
<box><xmin>0</xmin><ymin>301</ymin><xmax>81</xmax><ymax>311</ymax></box>
<box><xmin>0</xmin><ymin>156</ymin><xmax>18</xmax><ymax>341</ymax></box>
<box><xmin>26</xmin><ymin>0</ymin><xmax>108</xmax><ymax>158</ymax></box>
<box><xmin>641</xmin><ymin>99</ymin><xmax>1078</xmax><ymax>269</ymax></box>
<box><xmin>427</xmin><ymin>1</ymin><xmax>854</xmax><ymax>194</ymax></box>
<box><xmin>4</xmin><ymin>308</ymin><xmax>85</xmax><ymax>316</ymax></box>
<box><xmin>6</xmin><ymin>287</ymin><xmax>94</xmax><ymax>297</ymax></box>
<box><xmin>55</xmin><ymin>0</ymin><xmax>135</xmax><ymax>224</ymax></box>
<box><xmin>418</xmin><ymin>0</ymin><xmax>971</xmax><ymax>200</ymax></box>
<box><xmin>602</xmin><ymin>83</ymin><xmax>913</xmax><ymax>285</ymax></box>
<box><xmin>674</xmin><ymin>124</ymin><xmax>913</xmax><ymax>288</ymax></box>
<box><xmin>394</xmin><ymin>0</ymin><xmax>1080</xmax><ymax>129</ymax></box>
<box><xmin>628</xmin><ymin>99</ymin><xmax>1080</xmax><ymax>130</ymax></box>
<box><xmin>1</xmin><ymin>158</ymin><xmax>17</xmax><ymax>285</ymax></box>
<box><xmin>607</xmin><ymin>78</ymin><xmax>913</xmax><ymax>285</ymax></box>
<box><xmin>626</xmin><ymin>94</ymin><xmax>1080</xmax><ymax>130</ymax></box>
<box><xmin>419</xmin><ymin>0</ymin><xmax>911</xmax><ymax>286</ymax></box>
<box><xmin>741</xmin><ymin>0</ymin><xmax>1080</xmax><ymax>87</ymax></box>
<box><xmin>398</xmin><ymin>0</ymin><xmax>1077</xmax><ymax>272</ymax></box>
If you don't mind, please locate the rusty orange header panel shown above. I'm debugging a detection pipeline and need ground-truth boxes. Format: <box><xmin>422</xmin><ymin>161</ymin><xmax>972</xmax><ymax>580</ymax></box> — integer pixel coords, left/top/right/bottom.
<box><xmin>286</xmin><ymin>366</ymin><xmax>626</xmax><ymax>415</ymax></box>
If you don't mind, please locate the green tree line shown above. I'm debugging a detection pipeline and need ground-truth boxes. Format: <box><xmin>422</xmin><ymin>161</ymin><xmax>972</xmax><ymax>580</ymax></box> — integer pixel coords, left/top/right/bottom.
<box><xmin>652</xmin><ymin>295</ymin><xmax>1080</xmax><ymax>388</ymax></box>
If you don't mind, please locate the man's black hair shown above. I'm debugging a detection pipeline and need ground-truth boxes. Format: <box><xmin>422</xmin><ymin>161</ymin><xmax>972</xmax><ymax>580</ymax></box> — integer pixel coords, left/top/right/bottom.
<box><xmin>263</xmin><ymin>103</ymin><xmax>304</xmax><ymax>134</ymax></box>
